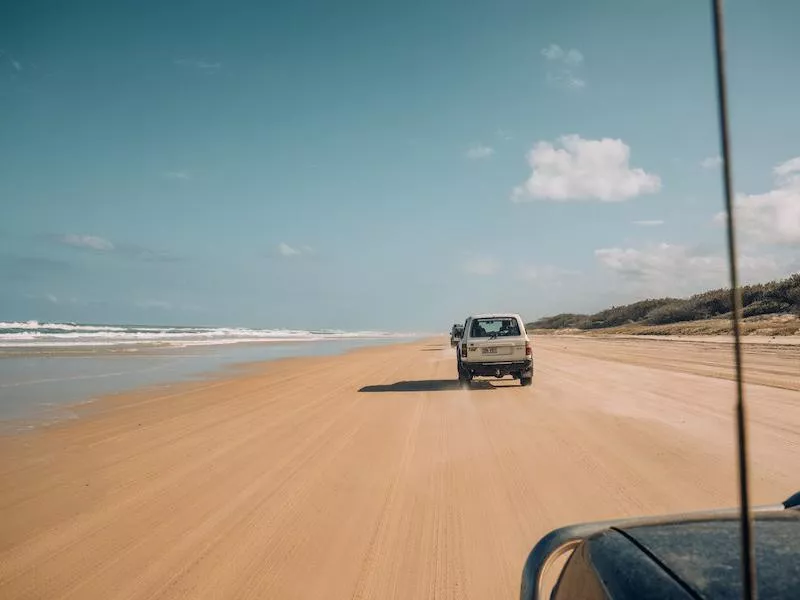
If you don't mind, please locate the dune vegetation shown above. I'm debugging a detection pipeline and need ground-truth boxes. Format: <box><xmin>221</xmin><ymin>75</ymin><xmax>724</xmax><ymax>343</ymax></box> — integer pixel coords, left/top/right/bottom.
<box><xmin>527</xmin><ymin>273</ymin><xmax>800</xmax><ymax>336</ymax></box>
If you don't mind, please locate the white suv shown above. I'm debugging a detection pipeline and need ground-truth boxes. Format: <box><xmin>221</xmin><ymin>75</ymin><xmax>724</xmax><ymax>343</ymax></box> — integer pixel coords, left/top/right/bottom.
<box><xmin>457</xmin><ymin>314</ymin><xmax>533</xmax><ymax>386</ymax></box>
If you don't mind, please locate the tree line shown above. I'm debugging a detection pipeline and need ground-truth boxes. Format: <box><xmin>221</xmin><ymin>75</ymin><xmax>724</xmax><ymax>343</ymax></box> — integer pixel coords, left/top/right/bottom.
<box><xmin>526</xmin><ymin>273</ymin><xmax>800</xmax><ymax>331</ymax></box>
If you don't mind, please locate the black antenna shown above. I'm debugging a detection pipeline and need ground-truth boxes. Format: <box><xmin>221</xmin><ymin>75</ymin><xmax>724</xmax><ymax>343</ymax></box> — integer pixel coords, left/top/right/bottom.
<box><xmin>709</xmin><ymin>1</ymin><xmax>757</xmax><ymax>599</ymax></box>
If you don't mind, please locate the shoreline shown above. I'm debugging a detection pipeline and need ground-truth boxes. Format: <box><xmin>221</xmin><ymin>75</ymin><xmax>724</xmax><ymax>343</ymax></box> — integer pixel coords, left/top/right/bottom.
<box><xmin>1</xmin><ymin>337</ymin><xmax>432</xmax><ymax>436</ymax></box>
<box><xmin>0</xmin><ymin>335</ymin><xmax>421</xmax><ymax>357</ymax></box>
<box><xmin>0</xmin><ymin>337</ymin><xmax>427</xmax><ymax>430</ymax></box>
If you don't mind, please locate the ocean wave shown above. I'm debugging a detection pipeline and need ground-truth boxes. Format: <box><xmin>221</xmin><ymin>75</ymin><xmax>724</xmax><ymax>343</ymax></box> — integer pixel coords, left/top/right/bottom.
<box><xmin>0</xmin><ymin>321</ymin><xmax>415</xmax><ymax>348</ymax></box>
<box><xmin>0</xmin><ymin>321</ymin><xmax>129</xmax><ymax>332</ymax></box>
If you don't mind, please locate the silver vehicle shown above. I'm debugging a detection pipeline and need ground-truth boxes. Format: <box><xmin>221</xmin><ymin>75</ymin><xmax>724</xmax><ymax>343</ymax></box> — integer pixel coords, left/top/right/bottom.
<box><xmin>457</xmin><ymin>314</ymin><xmax>533</xmax><ymax>386</ymax></box>
<box><xmin>450</xmin><ymin>323</ymin><xmax>464</xmax><ymax>347</ymax></box>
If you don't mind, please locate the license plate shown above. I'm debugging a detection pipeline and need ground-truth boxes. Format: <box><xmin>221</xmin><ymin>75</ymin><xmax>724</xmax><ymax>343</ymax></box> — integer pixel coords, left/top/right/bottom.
<box><xmin>482</xmin><ymin>346</ymin><xmax>512</xmax><ymax>355</ymax></box>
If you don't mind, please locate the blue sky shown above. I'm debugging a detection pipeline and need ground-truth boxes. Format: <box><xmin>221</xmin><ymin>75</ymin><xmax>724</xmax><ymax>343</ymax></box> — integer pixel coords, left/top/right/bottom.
<box><xmin>1</xmin><ymin>0</ymin><xmax>798</xmax><ymax>330</ymax></box>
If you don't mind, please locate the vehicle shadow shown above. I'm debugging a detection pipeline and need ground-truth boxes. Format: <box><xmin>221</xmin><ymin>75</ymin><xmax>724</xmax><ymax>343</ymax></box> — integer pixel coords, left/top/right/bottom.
<box><xmin>359</xmin><ymin>379</ymin><xmax>497</xmax><ymax>392</ymax></box>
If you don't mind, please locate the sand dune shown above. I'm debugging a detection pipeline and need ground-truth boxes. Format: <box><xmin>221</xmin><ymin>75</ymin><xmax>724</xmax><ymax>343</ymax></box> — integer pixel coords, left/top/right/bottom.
<box><xmin>1</xmin><ymin>337</ymin><xmax>798</xmax><ymax>599</ymax></box>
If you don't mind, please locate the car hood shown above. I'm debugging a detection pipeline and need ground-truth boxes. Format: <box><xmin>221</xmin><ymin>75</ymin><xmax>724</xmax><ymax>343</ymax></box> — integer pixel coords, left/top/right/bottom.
<box><xmin>618</xmin><ymin>511</ymin><xmax>800</xmax><ymax>599</ymax></box>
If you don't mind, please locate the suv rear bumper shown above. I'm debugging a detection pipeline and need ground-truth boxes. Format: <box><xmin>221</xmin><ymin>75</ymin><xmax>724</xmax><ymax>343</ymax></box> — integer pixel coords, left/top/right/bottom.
<box><xmin>462</xmin><ymin>359</ymin><xmax>533</xmax><ymax>378</ymax></box>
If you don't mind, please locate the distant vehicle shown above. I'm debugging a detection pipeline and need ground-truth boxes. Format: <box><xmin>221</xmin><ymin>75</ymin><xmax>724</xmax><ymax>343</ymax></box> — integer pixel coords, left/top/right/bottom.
<box><xmin>457</xmin><ymin>314</ymin><xmax>533</xmax><ymax>386</ymax></box>
<box><xmin>450</xmin><ymin>323</ymin><xmax>464</xmax><ymax>347</ymax></box>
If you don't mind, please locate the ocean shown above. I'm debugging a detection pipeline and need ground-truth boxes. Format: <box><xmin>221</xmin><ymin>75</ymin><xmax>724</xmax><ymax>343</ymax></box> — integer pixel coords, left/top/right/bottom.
<box><xmin>0</xmin><ymin>321</ymin><xmax>421</xmax><ymax>428</ymax></box>
<box><xmin>0</xmin><ymin>321</ymin><xmax>412</xmax><ymax>348</ymax></box>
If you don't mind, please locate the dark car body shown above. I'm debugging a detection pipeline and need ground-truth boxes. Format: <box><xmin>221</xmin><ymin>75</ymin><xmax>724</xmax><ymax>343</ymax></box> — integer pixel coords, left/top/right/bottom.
<box><xmin>520</xmin><ymin>493</ymin><xmax>800</xmax><ymax>600</ymax></box>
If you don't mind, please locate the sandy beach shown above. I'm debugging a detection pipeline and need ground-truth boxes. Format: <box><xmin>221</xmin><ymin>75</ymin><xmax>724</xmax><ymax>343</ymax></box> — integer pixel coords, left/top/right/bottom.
<box><xmin>1</xmin><ymin>336</ymin><xmax>798</xmax><ymax>599</ymax></box>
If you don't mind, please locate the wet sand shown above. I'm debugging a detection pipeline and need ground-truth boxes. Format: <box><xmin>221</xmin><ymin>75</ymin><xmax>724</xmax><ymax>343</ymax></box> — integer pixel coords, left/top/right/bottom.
<box><xmin>0</xmin><ymin>336</ymin><xmax>798</xmax><ymax>599</ymax></box>
<box><xmin>0</xmin><ymin>338</ymin><xmax>410</xmax><ymax>424</ymax></box>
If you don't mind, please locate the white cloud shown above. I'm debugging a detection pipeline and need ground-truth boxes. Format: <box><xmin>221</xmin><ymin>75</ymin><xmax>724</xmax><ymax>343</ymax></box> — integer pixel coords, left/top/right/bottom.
<box><xmin>11</xmin><ymin>59</ymin><xmax>22</xmax><ymax>72</ymax></box>
<box><xmin>465</xmin><ymin>144</ymin><xmax>495</xmax><ymax>160</ymax></box>
<box><xmin>701</xmin><ymin>155</ymin><xmax>722</xmax><ymax>169</ymax></box>
<box><xmin>541</xmin><ymin>44</ymin><xmax>582</xmax><ymax>65</ymax></box>
<box><xmin>596</xmin><ymin>244</ymin><xmax>725</xmax><ymax>282</ymax></box>
<box><xmin>517</xmin><ymin>264</ymin><xmax>579</xmax><ymax>283</ymax></box>
<box><xmin>595</xmin><ymin>243</ymin><xmax>782</xmax><ymax>296</ymax></box>
<box><xmin>541</xmin><ymin>44</ymin><xmax>565</xmax><ymax>61</ymax></box>
<box><xmin>564</xmin><ymin>49</ymin><xmax>584</xmax><ymax>66</ymax></box>
<box><xmin>22</xmin><ymin>293</ymin><xmax>110</xmax><ymax>307</ymax></box>
<box><xmin>278</xmin><ymin>242</ymin><xmax>301</xmax><ymax>257</ymax></box>
<box><xmin>512</xmin><ymin>135</ymin><xmax>661</xmax><ymax>202</ymax></box>
<box><xmin>541</xmin><ymin>44</ymin><xmax>586</xmax><ymax>90</ymax></box>
<box><xmin>277</xmin><ymin>242</ymin><xmax>314</xmax><ymax>258</ymax></box>
<box><xmin>715</xmin><ymin>156</ymin><xmax>800</xmax><ymax>246</ymax></box>
<box><xmin>163</xmin><ymin>170</ymin><xmax>191</xmax><ymax>181</ymax></box>
<box><xmin>22</xmin><ymin>292</ymin><xmax>62</xmax><ymax>304</ymax></box>
<box><xmin>60</xmin><ymin>234</ymin><xmax>115</xmax><ymax>252</ymax></box>
<box><xmin>633</xmin><ymin>220</ymin><xmax>665</xmax><ymax>226</ymax></box>
<box><xmin>463</xmin><ymin>257</ymin><xmax>499</xmax><ymax>276</ymax></box>
<box><xmin>774</xmin><ymin>157</ymin><xmax>800</xmax><ymax>178</ymax></box>
<box><xmin>173</xmin><ymin>59</ymin><xmax>221</xmax><ymax>72</ymax></box>
<box><xmin>546</xmin><ymin>71</ymin><xmax>586</xmax><ymax>90</ymax></box>
<box><xmin>55</xmin><ymin>234</ymin><xmax>178</xmax><ymax>261</ymax></box>
<box><xmin>496</xmin><ymin>129</ymin><xmax>513</xmax><ymax>141</ymax></box>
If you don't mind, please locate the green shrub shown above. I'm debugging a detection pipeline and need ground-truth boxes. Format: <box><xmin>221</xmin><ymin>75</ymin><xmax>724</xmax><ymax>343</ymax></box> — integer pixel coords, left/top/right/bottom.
<box><xmin>526</xmin><ymin>272</ymin><xmax>800</xmax><ymax>330</ymax></box>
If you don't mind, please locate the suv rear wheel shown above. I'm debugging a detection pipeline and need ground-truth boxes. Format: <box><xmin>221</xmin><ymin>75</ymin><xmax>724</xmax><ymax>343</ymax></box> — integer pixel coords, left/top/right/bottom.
<box><xmin>457</xmin><ymin>360</ymin><xmax>472</xmax><ymax>384</ymax></box>
<box><xmin>520</xmin><ymin>376</ymin><xmax>532</xmax><ymax>387</ymax></box>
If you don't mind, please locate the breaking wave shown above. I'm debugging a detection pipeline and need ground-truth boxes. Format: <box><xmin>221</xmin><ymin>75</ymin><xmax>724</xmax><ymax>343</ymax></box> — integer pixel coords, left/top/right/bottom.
<box><xmin>0</xmin><ymin>321</ymin><xmax>414</xmax><ymax>348</ymax></box>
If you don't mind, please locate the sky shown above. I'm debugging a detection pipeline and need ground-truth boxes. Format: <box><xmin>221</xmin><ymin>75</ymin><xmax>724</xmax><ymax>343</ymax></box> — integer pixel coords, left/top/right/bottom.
<box><xmin>1</xmin><ymin>0</ymin><xmax>799</xmax><ymax>331</ymax></box>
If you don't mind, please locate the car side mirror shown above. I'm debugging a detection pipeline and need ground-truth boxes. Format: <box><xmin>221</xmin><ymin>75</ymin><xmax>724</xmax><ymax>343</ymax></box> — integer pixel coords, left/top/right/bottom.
<box><xmin>521</xmin><ymin>523</ymin><xmax>607</xmax><ymax>600</ymax></box>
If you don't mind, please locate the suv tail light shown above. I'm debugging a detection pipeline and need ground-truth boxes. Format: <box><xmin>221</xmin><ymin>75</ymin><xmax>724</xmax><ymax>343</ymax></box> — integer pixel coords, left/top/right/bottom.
<box><xmin>461</xmin><ymin>344</ymin><xmax>468</xmax><ymax>358</ymax></box>
<box><xmin>525</xmin><ymin>343</ymin><xmax>532</xmax><ymax>356</ymax></box>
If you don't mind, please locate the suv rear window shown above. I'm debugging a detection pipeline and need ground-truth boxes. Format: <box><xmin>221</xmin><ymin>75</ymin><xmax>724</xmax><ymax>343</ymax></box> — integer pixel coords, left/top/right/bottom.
<box><xmin>470</xmin><ymin>318</ymin><xmax>521</xmax><ymax>338</ymax></box>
